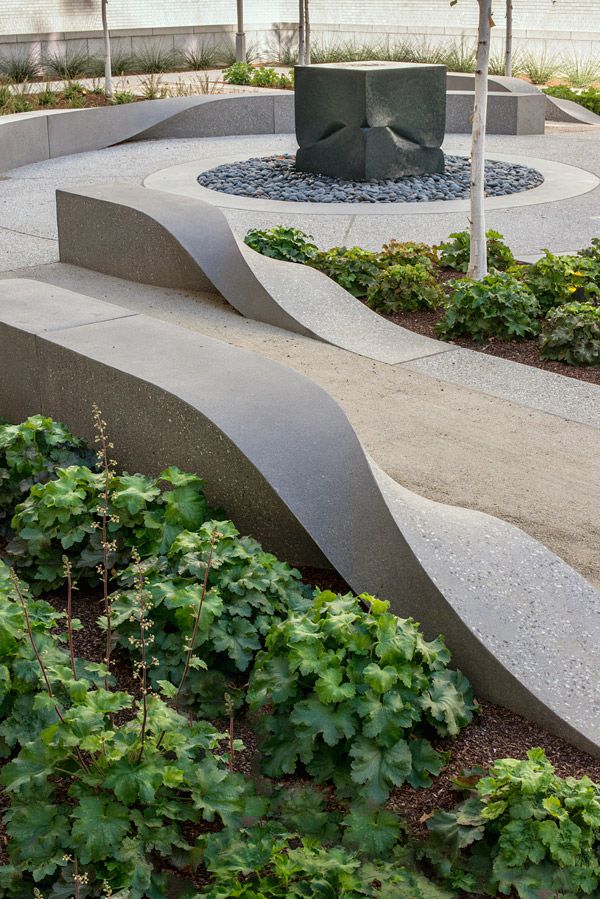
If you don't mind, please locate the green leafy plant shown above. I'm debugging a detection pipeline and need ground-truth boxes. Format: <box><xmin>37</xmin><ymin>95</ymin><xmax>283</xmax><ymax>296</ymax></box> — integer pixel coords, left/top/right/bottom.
<box><xmin>108</xmin><ymin>519</ymin><xmax>311</xmax><ymax>716</ymax></box>
<box><xmin>540</xmin><ymin>302</ymin><xmax>600</xmax><ymax>366</ymax></box>
<box><xmin>0</xmin><ymin>558</ymin><xmax>257</xmax><ymax>897</ymax></box>
<box><xmin>311</xmin><ymin>246</ymin><xmax>383</xmax><ymax>297</ymax></box>
<box><xmin>367</xmin><ymin>263</ymin><xmax>444</xmax><ymax>314</ymax></box>
<box><xmin>436</xmin><ymin>272</ymin><xmax>540</xmax><ymax>342</ymax></box>
<box><xmin>437</xmin><ymin>230</ymin><xmax>515</xmax><ymax>273</ymax></box>
<box><xmin>223</xmin><ymin>61</ymin><xmax>255</xmax><ymax>85</ymax></box>
<box><xmin>8</xmin><ymin>463</ymin><xmax>211</xmax><ymax>594</ymax></box>
<box><xmin>0</xmin><ymin>415</ymin><xmax>92</xmax><ymax>534</ymax></box>
<box><xmin>251</xmin><ymin>66</ymin><xmax>281</xmax><ymax>87</ymax></box>
<box><xmin>196</xmin><ymin>827</ymin><xmax>452</xmax><ymax>898</ymax></box>
<box><xmin>248</xmin><ymin>591</ymin><xmax>474</xmax><ymax>803</ymax></box>
<box><xmin>380</xmin><ymin>239</ymin><xmax>439</xmax><ymax>269</ymax></box>
<box><xmin>5</xmin><ymin>96</ymin><xmax>33</xmax><ymax>113</ymax></box>
<box><xmin>111</xmin><ymin>90</ymin><xmax>136</xmax><ymax>104</ymax></box>
<box><xmin>244</xmin><ymin>226</ymin><xmax>318</xmax><ymax>263</ymax></box>
<box><xmin>425</xmin><ymin>748</ymin><xmax>600</xmax><ymax>898</ymax></box>
<box><xmin>521</xmin><ymin>249</ymin><xmax>600</xmax><ymax>313</ymax></box>
<box><xmin>36</xmin><ymin>87</ymin><xmax>58</xmax><ymax>106</ymax></box>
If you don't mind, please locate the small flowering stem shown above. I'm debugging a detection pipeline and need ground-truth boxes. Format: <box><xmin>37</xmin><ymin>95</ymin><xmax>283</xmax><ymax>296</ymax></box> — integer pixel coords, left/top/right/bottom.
<box><xmin>174</xmin><ymin>530</ymin><xmax>217</xmax><ymax>709</ymax></box>
<box><xmin>10</xmin><ymin>570</ymin><xmax>90</xmax><ymax>774</ymax></box>
<box><xmin>225</xmin><ymin>691</ymin><xmax>235</xmax><ymax>772</ymax></box>
<box><xmin>92</xmin><ymin>405</ymin><xmax>116</xmax><ymax>694</ymax></box>
<box><xmin>63</xmin><ymin>556</ymin><xmax>77</xmax><ymax>679</ymax></box>
<box><xmin>133</xmin><ymin>552</ymin><xmax>149</xmax><ymax>762</ymax></box>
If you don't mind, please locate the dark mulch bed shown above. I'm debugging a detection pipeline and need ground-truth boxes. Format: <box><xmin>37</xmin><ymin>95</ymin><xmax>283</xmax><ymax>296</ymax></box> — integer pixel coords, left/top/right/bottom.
<box><xmin>382</xmin><ymin>304</ymin><xmax>600</xmax><ymax>386</ymax></box>
<box><xmin>2</xmin><ymin>571</ymin><xmax>599</xmax><ymax>895</ymax></box>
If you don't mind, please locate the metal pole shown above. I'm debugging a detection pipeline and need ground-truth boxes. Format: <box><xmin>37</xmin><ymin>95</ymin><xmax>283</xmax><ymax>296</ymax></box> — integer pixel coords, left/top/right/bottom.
<box><xmin>235</xmin><ymin>0</ymin><xmax>246</xmax><ymax>62</ymax></box>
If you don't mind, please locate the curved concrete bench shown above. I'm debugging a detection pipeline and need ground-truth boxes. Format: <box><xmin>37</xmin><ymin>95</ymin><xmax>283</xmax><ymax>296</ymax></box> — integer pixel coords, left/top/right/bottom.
<box><xmin>0</xmin><ymin>278</ymin><xmax>598</xmax><ymax>759</ymax></box>
<box><xmin>56</xmin><ymin>183</ymin><xmax>450</xmax><ymax>365</ymax></box>
<box><xmin>545</xmin><ymin>95</ymin><xmax>600</xmax><ymax>126</ymax></box>
<box><xmin>0</xmin><ymin>81</ymin><xmax>547</xmax><ymax>176</ymax></box>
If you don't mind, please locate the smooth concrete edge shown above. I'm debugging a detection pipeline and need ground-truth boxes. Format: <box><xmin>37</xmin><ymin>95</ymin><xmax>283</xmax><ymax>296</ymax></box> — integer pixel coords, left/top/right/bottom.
<box><xmin>144</xmin><ymin>150</ymin><xmax>600</xmax><ymax>216</ymax></box>
<box><xmin>545</xmin><ymin>94</ymin><xmax>600</xmax><ymax>126</ymax></box>
<box><xmin>56</xmin><ymin>183</ymin><xmax>452</xmax><ymax>365</ymax></box>
<box><xmin>0</xmin><ymin>277</ymin><xmax>598</xmax><ymax>760</ymax></box>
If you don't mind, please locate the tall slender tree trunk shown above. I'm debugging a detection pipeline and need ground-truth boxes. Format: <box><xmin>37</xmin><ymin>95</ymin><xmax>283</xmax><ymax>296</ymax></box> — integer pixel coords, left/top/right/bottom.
<box><xmin>304</xmin><ymin>0</ymin><xmax>311</xmax><ymax>65</ymax></box>
<box><xmin>101</xmin><ymin>0</ymin><xmax>112</xmax><ymax>97</ymax></box>
<box><xmin>298</xmin><ymin>0</ymin><xmax>306</xmax><ymax>65</ymax></box>
<box><xmin>504</xmin><ymin>0</ymin><xmax>513</xmax><ymax>77</ymax></box>
<box><xmin>468</xmin><ymin>0</ymin><xmax>493</xmax><ymax>280</ymax></box>
<box><xmin>235</xmin><ymin>0</ymin><xmax>246</xmax><ymax>62</ymax></box>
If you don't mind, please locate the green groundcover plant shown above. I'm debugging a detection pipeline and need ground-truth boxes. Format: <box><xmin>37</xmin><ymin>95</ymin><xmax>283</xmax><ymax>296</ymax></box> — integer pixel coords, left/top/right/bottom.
<box><xmin>540</xmin><ymin>302</ymin><xmax>600</xmax><ymax>366</ymax></box>
<box><xmin>244</xmin><ymin>226</ymin><xmax>318</xmax><ymax>263</ymax></box>
<box><xmin>423</xmin><ymin>748</ymin><xmax>600</xmax><ymax>898</ymax></box>
<box><xmin>367</xmin><ymin>262</ymin><xmax>445</xmax><ymax>313</ymax></box>
<box><xmin>436</xmin><ymin>273</ymin><xmax>540</xmax><ymax>343</ymax></box>
<box><xmin>247</xmin><ymin>590</ymin><xmax>475</xmax><ymax>802</ymax></box>
<box><xmin>0</xmin><ymin>415</ymin><xmax>93</xmax><ymax>535</ymax></box>
<box><xmin>310</xmin><ymin>246</ymin><xmax>384</xmax><ymax>297</ymax></box>
<box><xmin>543</xmin><ymin>85</ymin><xmax>600</xmax><ymax>116</ymax></box>
<box><xmin>8</xmin><ymin>463</ymin><xmax>212</xmax><ymax>594</ymax></box>
<box><xmin>521</xmin><ymin>250</ymin><xmax>600</xmax><ymax>314</ymax></box>
<box><xmin>437</xmin><ymin>230</ymin><xmax>515</xmax><ymax>273</ymax></box>
<box><xmin>108</xmin><ymin>519</ymin><xmax>312</xmax><ymax>716</ymax></box>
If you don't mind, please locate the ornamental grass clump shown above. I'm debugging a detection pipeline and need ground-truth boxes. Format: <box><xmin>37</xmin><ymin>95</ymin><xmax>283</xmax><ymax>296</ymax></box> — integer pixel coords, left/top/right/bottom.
<box><xmin>424</xmin><ymin>748</ymin><xmax>600</xmax><ymax>899</ymax></box>
<box><xmin>367</xmin><ymin>263</ymin><xmax>445</xmax><ymax>314</ymax></box>
<box><xmin>0</xmin><ymin>415</ymin><xmax>93</xmax><ymax>535</ymax></box>
<box><xmin>108</xmin><ymin>519</ymin><xmax>311</xmax><ymax>716</ymax></box>
<box><xmin>521</xmin><ymin>250</ymin><xmax>600</xmax><ymax>314</ymax></box>
<box><xmin>540</xmin><ymin>302</ymin><xmax>600</xmax><ymax>366</ymax></box>
<box><xmin>248</xmin><ymin>590</ymin><xmax>475</xmax><ymax>803</ymax></box>
<box><xmin>436</xmin><ymin>273</ymin><xmax>540</xmax><ymax>343</ymax></box>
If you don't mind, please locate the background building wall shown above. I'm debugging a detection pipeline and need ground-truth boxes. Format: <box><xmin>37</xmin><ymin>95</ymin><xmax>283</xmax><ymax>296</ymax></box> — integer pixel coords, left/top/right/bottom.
<box><xmin>0</xmin><ymin>1</ymin><xmax>599</xmax><ymax>61</ymax></box>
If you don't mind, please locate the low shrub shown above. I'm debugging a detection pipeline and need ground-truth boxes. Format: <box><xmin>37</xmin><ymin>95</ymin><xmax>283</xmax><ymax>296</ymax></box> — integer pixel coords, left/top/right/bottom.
<box><xmin>251</xmin><ymin>66</ymin><xmax>281</xmax><ymax>87</ymax></box>
<box><xmin>244</xmin><ymin>226</ymin><xmax>318</xmax><ymax>263</ymax></box>
<box><xmin>0</xmin><ymin>52</ymin><xmax>41</xmax><ymax>82</ymax></box>
<box><xmin>380</xmin><ymin>239</ymin><xmax>439</xmax><ymax>269</ymax></box>
<box><xmin>424</xmin><ymin>748</ymin><xmax>600</xmax><ymax>899</ymax></box>
<box><xmin>248</xmin><ymin>590</ymin><xmax>474</xmax><ymax>802</ymax></box>
<box><xmin>43</xmin><ymin>49</ymin><xmax>92</xmax><ymax>80</ymax></box>
<box><xmin>436</xmin><ymin>272</ymin><xmax>540</xmax><ymax>342</ymax></box>
<box><xmin>540</xmin><ymin>302</ymin><xmax>600</xmax><ymax>366</ymax></box>
<box><xmin>521</xmin><ymin>249</ymin><xmax>600</xmax><ymax>314</ymax></box>
<box><xmin>223</xmin><ymin>61</ymin><xmax>254</xmax><ymax>85</ymax></box>
<box><xmin>311</xmin><ymin>246</ymin><xmax>383</xmax><ymax>297</ymax></box>
<box><xmin>367</xmin><ymin>263</ymin><xmax>445</xmax><ymax>313</ymax></box>
<box><xmin>111</xmin><ymin>90</ymin><xmax>136</xmax><ymax>104</ymax></box>
<box><xmin>437</xmin><ymin>229</ymin><xmax>515</xmax><ymax>273</ymax></box>
<box><xmin>0</xmin><ymin>415</ymin><xmax>93</xmax><ymax>535</ymax></box>
<box><xmin>8</xmin><ymin>464</ymin><xmax>211</xmax><ymax>594</ymax></box>
<box><xmin>109</xmin><ymin>519</ymin><xmax>312</xmax><ymax>716</ymax></box>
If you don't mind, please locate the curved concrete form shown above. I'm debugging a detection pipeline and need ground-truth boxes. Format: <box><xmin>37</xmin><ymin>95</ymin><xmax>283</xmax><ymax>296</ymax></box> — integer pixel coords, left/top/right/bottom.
<box><xmin>145</xmin><ymin>151</ymin><xmax>600</xmax><ymax>216</ymax></box>
<box><xmin>0</xmin><ymin>278</ymin><xmax>598</xmax><ymax>759</ymax></box>
<box><xmin>545</xmin><ymin>94</ymin><xmax>600</xmax><ymax>126</ymax></box>
<box><xmin>0</xmin><ymin>80</ymin><xmax>548</xmax><ymax>176</ymax></box>
<box><xmin>56</xmin><ymin>183</ymin><xmax>451</xmax><ymax>365</ymax></box>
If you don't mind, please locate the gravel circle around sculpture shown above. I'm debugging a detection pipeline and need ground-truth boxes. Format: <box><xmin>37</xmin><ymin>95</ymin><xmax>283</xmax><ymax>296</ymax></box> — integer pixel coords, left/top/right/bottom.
<box><xmin>197</xmin><ymin>153</ymin><xmax>544</xmax><ymax>203</ymax></box>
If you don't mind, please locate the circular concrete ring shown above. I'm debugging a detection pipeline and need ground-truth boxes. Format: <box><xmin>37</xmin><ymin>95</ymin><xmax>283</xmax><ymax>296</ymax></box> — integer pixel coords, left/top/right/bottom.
<box><xmin>144</xmin><ymin>151</ymin><xmax>600</xmax><ymax>216</ymax></box>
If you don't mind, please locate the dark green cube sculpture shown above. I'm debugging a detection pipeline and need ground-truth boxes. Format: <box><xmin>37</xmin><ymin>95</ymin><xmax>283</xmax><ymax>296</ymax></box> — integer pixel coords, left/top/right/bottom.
<box><xmin>295</xmin><ymin>62</ymin><xmax>447</xmax><ymax>181</ymax></box>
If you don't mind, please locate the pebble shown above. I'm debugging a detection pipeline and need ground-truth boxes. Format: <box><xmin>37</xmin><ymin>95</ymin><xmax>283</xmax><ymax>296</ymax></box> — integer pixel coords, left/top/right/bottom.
<box><xmin>197</xmin><ymin>153</ymin><xmax>544</xmax><ymax>204</ymax></box>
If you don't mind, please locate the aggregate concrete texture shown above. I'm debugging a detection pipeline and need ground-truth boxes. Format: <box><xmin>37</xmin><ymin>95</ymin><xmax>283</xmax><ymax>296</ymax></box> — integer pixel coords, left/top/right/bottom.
<box><xmin>5</xmin><ymin>262</ymin><xmax>599</xmax><ymax>596</ymax></box>
<box><xmin>1</xmin><ymin>279</ymin><xmax>599</xmax><ymax>759</ymax></box>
